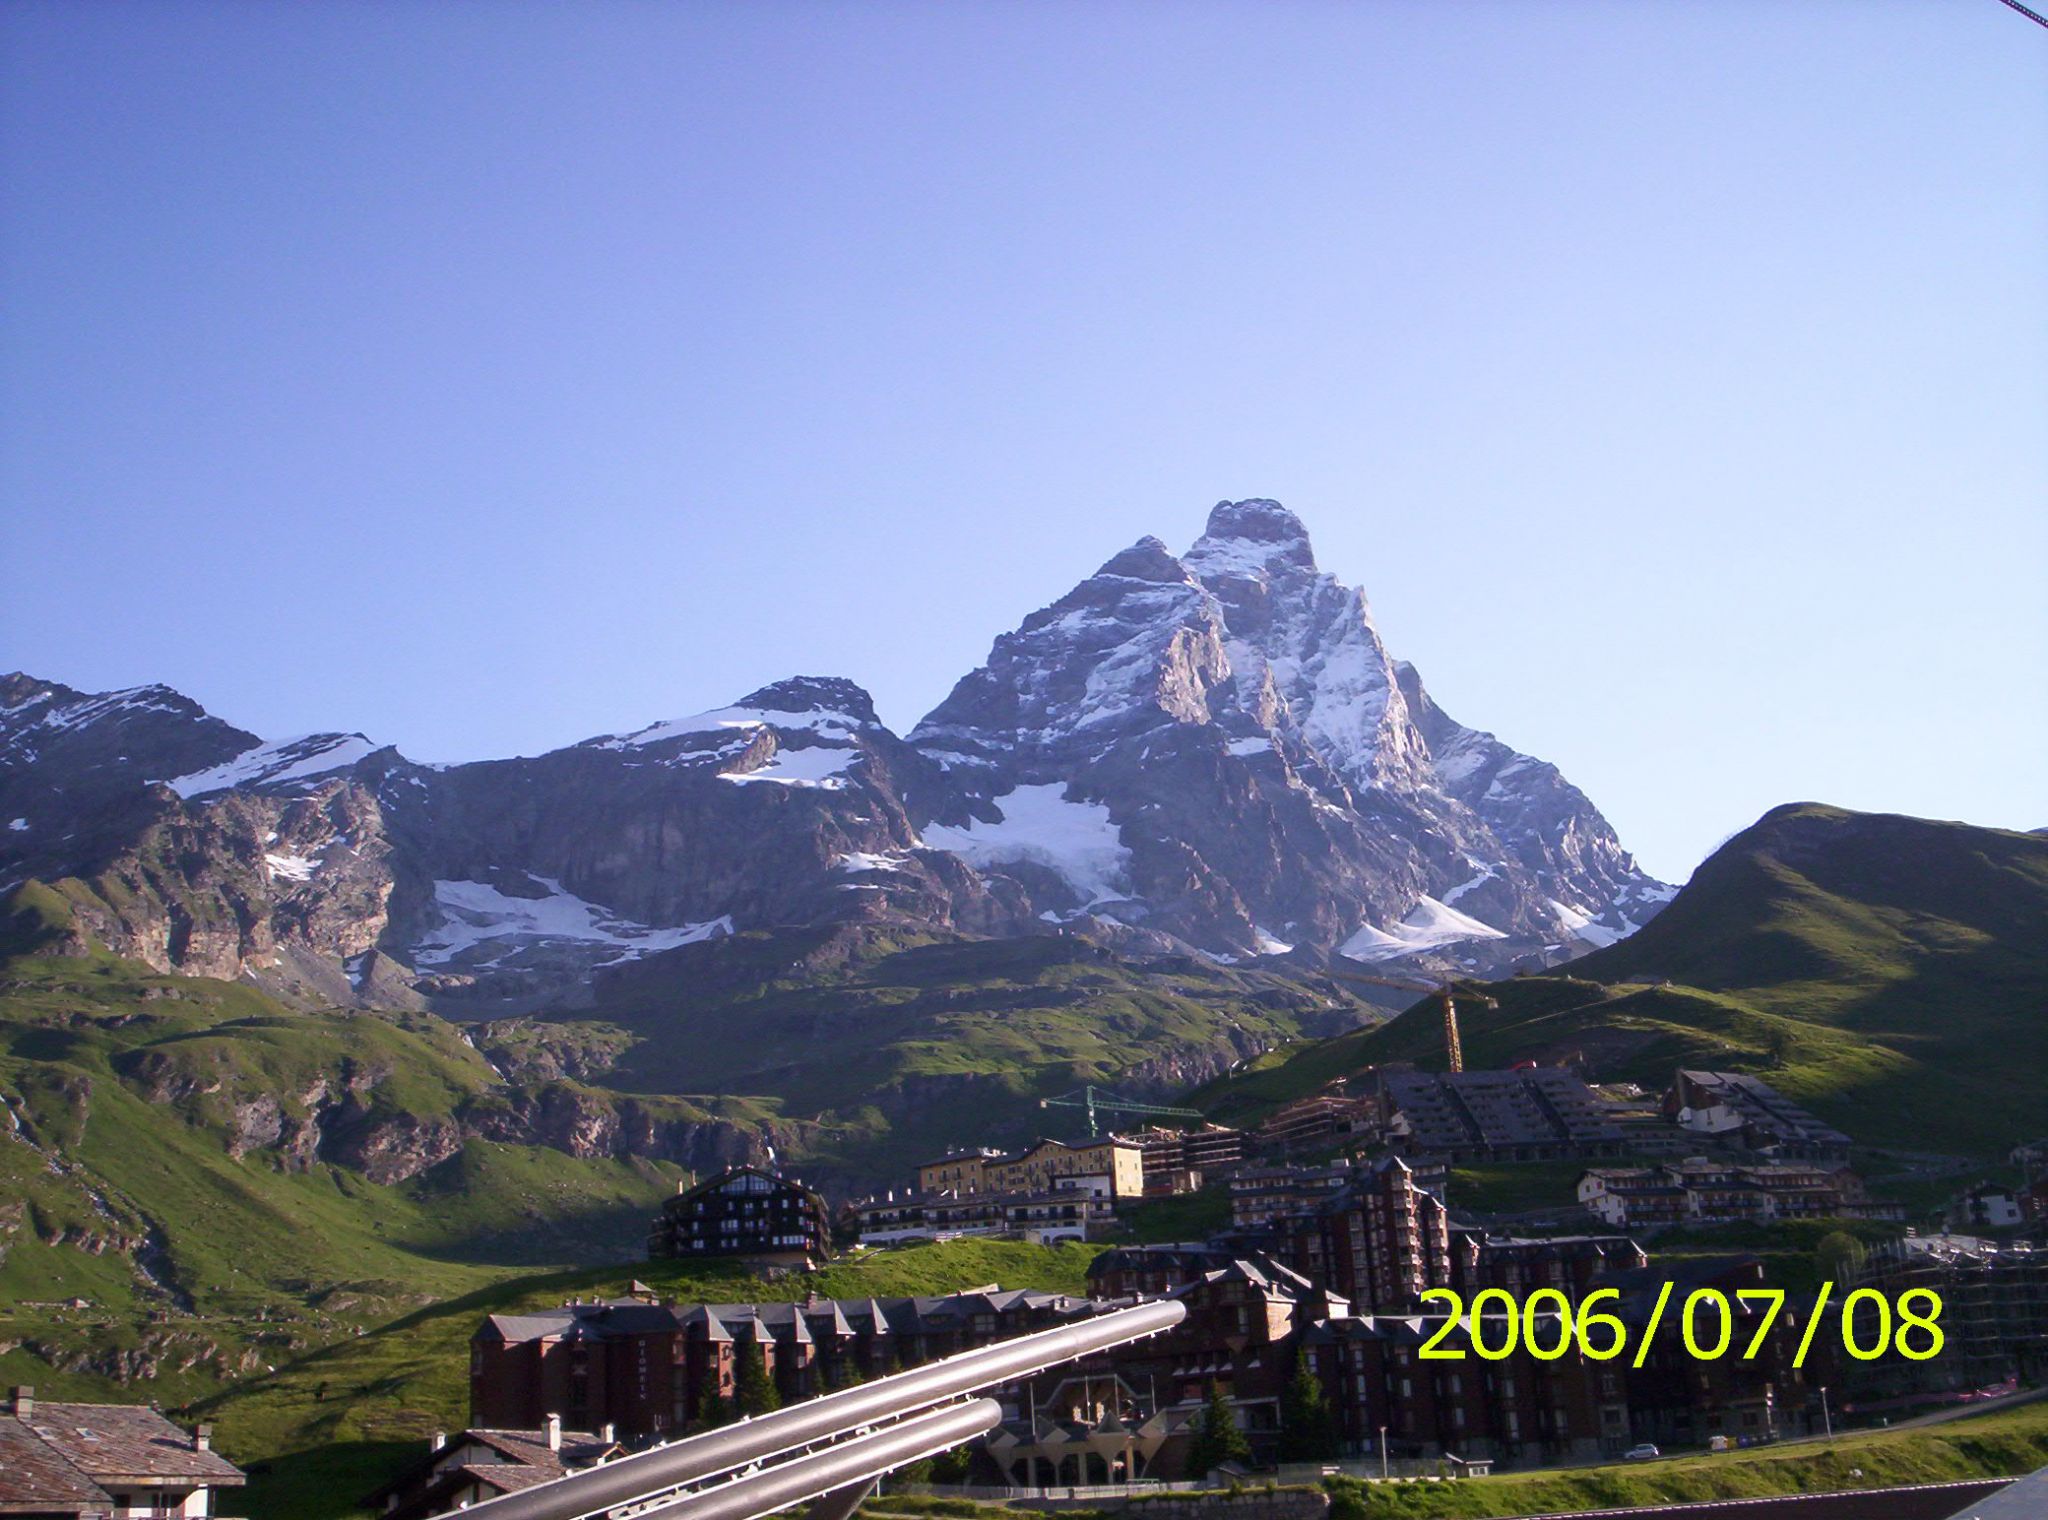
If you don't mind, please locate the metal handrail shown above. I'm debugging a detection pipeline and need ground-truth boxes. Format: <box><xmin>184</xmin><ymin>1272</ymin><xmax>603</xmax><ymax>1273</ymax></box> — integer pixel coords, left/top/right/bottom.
<box><xmin>453</xmin><ymin>1297</ymin><xmax>1187</xmax><ymax>1520</ymax></box>
<box><xmin>624</xmin><ymin>1401</ymin><xmax>1001</xmax><ymax>1520</ymax></box>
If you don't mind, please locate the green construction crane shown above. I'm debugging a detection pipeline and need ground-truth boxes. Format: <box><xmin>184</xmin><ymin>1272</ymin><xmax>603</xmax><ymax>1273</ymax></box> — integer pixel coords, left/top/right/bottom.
<box><xmin>1039</xmin><ymin>1085</ymin><xmax>1204</xmax><ymax>1138</ymax></box>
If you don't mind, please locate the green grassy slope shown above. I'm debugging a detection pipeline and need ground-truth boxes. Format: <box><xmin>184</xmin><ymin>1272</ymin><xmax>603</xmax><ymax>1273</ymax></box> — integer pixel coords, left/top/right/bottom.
<box><xmin>0</xmin><ymin>882</ymin><xmax>1347</xmax><ymax>1423</ymax></box>
<box><xmin>583</xmin><ymin>926</ymin><xmax>1346</xmax><ymax>1173</ymax></box>
<box><xmin>197</xmin><ymin>1238</ymin><xmax>1102</xmax><ymax>1520</ymax></box>
<box><xmin>0</xmin><ymin>896</ymin><xmax>700</xmax><ymax>1410</ymax></box>
<box><xmin>1192</xmin><ymin>806</ymin><xmax>2048</xmax><ymax>1158</ymax></box>
<box><xmin>1323</xmin><ymin>1397</ymin><xmax>2048</xmax><ymax>1517</ymax></box>
<box><xmin>1572</xmin><ymin>804</ymin><xmax>2048</xmax><ymax>1015</ymax></box>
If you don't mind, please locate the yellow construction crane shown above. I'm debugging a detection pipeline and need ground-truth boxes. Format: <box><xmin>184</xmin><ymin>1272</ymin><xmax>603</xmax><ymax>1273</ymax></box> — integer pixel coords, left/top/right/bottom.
<box><xmin>1324</xmin><ymin>967</ymin><xmax>1498</xmax><ymax>1075</ymax></box>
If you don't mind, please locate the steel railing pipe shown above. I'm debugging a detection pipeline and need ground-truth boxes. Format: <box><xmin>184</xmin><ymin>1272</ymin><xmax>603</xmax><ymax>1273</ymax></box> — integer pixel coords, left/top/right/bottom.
<box><xmin>455</xmin><ymin>1297</ymin><xmax>1185</xmax><ymax>1520</ymax></box>
<box><xmin>625</xmin><ymin>1399</ymin><xmax>1001</xmax><ymax>1520</ymax></box>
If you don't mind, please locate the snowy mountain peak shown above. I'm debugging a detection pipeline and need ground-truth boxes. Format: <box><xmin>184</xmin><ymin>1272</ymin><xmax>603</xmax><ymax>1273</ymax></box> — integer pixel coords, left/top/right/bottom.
<box><xmin>736</xmin><ymin>676</ymin><xmax>879</xmax><ymax>727</ymax></box>
<box><xmin>0</xmin><ymin>673</ymin><xmax>215</xmax><ymax>729</ymax></box>
<box><xmin>1184</xmin><ymin>498</ymin><xmax>1317</xmax><ymax>579</ymax></box>
<box><xmin>916</xmin><ymin>522</ymin><xmax>1229</xmax><ymax>769</ymax></box>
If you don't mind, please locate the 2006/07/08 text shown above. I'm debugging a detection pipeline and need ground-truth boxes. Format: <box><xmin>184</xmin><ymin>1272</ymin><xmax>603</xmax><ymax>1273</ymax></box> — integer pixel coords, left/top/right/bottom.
<box><xmin>1412</xmin><ymin>1282</ymin><xmax>1941</xmax><ymax>1369</ymax></box>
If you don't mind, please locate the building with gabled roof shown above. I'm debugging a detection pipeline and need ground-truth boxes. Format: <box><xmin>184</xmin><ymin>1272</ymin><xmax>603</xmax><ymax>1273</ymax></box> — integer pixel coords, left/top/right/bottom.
<box><xmin>987</xmin><ymin>1138</ymin><xmax>1145</xmax><ymax>1199</ymax></box>
<box><xmin>362</xmin><ymin>1423</ymin><xmax>624</xmax><ymax>1520</ymax></box>
<box><xmin>647</xmin><ymin>1165</ymin><xmax>830</xmax><ymax>1268</ymax></box>
<box><xmin>989</xmin><ymin>1254</ymin><xmax>1315</xmax><ymax>1484</ymax></box>
<box><xmin>1302</xmin><ymin>1305</ymin><xmax>1626</xmax><ymax>1465</ymax></box>
<box><xmin>469</xmin><ymin>1284</ymin><xmax>1104</xmax><ymax>1441</ymax></box>
<box><xmin>915</xmin><ymin>1147</ymin><xmax>1007</xmax><ymax>1196</ymax></box>
<box><xmin>0</xmin><ymin>1387</ymin><xmax>245</xmax><ymax>1520</ymax></box>
<box><xmin>1272</xmin><ymin>1155</ymin><xmax>1454</xmax><ymax>1312</ymax></box>
<box><xmin>1577</xmin><ymin>1159</ymin><xmax>1891</xmax><ymax>1230</ymax></box>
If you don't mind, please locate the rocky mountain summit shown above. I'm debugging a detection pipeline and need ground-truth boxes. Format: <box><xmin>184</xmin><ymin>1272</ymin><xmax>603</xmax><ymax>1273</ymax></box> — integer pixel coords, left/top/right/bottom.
<box><xmin>2</xmin><ymin>500</ymin><xmax>1667</xmax><ymax>1008</ymax></box>
<box><xmin>912</xmin><ymin>500</ymin><xmax>1669</xmax><ymax>961</ymax></box>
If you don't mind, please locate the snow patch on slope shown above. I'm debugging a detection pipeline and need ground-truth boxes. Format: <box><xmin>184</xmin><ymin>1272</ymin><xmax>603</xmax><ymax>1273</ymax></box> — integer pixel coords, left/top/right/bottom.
<box><xmin>1443</xmin><ymin>864</ymin><xmax>1496</xmax><ymax>904</ymax></box>
<box><xmin>919</xmin><ymin>783</ymin><xmax>1132</xmax><ymax>907</ymax></box>
<box><xmin>1547</xmin><ymin>896</ymin><xmax>1627</xmax><ymax>948</ymax></box>
<box><xmin>414</xmin><ymin>877</ymin><xmax>733</xmax><ymax>969</ymax></box>
<box><xmin>167</xmin><ymin>734</ymin><xmax>375</xmax><ymax>798</ymax></box>
<box><xmin>18</xmin><ymin>685</ymin><xmax>194</xmax><ymax>732</ymax></box>
<box><xmin>264</xmin><ymin>852</ymin><xmax>319</xmax><ymax>882</ymax></box>
<box><xmin>1338</xmin><ymin>895</ymin><xmax>1508</xmax><ymax>962</ymax></box>
<box><xmin>836</xmin><ymin>851</ymin><xmax>908</xmax><ymax>873</ymax></box>
<box><xmin>594</xmin><ymin>703</ymin><xmax>865</xmax><ymax>750</ymax></box>
<box><xmin>723</xmin><ymin>746</ymin><xmax>858</xmax><ymax>789</ymax></box>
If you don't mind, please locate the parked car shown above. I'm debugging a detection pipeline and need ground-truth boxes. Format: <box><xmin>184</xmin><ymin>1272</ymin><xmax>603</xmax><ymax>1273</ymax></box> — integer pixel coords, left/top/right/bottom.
<box><xmin>1625</xmin><ymin>1443</ymin><xmax>1661</xmax><ymax>1461</ymax></box>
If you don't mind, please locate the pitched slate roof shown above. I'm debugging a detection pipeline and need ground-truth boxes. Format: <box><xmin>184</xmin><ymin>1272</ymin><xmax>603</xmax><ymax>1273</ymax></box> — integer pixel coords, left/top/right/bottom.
<box><xmin>1087</xmin><ymin>1245</ymin><xmax>1234</xmax><ymax>1279</ymax></box>
<box><xmin>479</xmin><ymin>1300</ymin><xmax>683</xmax><ymax>1344</ymax></box>
<box><xmin>468</xmin><ymin>1464</ymin><xmax>565</xmax><ymax>1493</ymax></box>
<box><xmin>359</xmin><ymin>1428</ymin><xmax>616</xmax><ymax>1512</ymax></box>
<box><xmin>14</xmin><ymin>1404</ymin><xmax>245</xmax><ymax>1486</ymax></box>
<box><xmin>466</xmin><ymin>1429</ymin><xmax>614</xmax><ymax>1469</ymax></box>
<box><xmin>0</xmin><ymin>1419</ymin><xmax>110</xmax><ymax>1514</ymax></box>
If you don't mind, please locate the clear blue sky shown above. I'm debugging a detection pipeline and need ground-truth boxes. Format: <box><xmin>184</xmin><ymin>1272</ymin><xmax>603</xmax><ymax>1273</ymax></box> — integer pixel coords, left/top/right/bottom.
<box><xmin>3</xmin><ymin>1</ymin><xmax>2043</xmax><ymax>883</ymax></box>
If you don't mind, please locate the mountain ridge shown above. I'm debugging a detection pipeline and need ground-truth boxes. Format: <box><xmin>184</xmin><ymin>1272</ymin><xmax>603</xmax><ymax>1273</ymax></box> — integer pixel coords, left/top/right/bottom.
<box><xmin>1</xmin><ymin>498</ymin><xmax>1667</xmax><ymax>1010</ymax></box>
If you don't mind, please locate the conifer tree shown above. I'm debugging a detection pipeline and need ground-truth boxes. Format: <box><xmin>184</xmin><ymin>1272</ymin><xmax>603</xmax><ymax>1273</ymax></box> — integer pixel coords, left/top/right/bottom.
<box><xmin>1185</xmin><ymin>1382</ymin><xmax>1252</xmax><ymax>1479</ymax></box>
<box><xmin>736</xmin><ymin>1337</ymin><xmax>782</xmax><ymax>1415</ymax></box>
<box><xmin>1278</xmin><ymin>1351</ymin><xmax>1339</xmax><ymax>1461</ymax></box>
<box><xmin>692</xmin><ymin>1366</ymin><xmax>732</xmax><ymax>1431</ymax></box>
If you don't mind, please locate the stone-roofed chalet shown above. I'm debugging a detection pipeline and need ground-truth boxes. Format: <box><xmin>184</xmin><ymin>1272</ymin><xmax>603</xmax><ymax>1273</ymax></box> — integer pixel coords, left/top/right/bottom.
<box><xmin>0</xmin><ymin>1388</ymin><xmax>245</xmax><ymax>1520</ymax></box>
<box><xmin>362</xmin><ymin>1423</ymin><xmax>624</xmax><ymax>1520</ymax></box>
<box><xmin>989</xmin><ymin>1254</ymin><xmax>1314</xmax><ymax>1484</ymax></box>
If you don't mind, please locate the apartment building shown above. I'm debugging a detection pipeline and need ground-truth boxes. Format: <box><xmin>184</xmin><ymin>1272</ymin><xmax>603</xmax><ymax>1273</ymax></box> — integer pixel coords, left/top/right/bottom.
<box><xmin>647</xmin><ymin>1166</ymin><xmax>832</xmax><ymax>1268</ymax></box>
<box><xmin>1578</xmin><ymin>1160</ymin><xmax>1895</xmax><ymax>1230</ymax></box>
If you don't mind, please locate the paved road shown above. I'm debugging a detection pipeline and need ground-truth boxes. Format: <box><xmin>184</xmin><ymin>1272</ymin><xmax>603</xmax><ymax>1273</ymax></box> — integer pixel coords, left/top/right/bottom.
<box><xmin>1690</xmin><ymin>1380</ymin><xmax>2048</xmax><ymax>1459</ymax></box>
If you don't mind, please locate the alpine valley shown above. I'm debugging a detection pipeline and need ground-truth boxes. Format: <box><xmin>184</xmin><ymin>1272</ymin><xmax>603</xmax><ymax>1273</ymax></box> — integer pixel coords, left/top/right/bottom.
<box><xmin>0</xmin><ymin>498</ymin><xmax>1680</xmax><ymax>1404</ymax></box>
<box><xmin>3</xmin><ymin>496</ymin><xmax>2039</xmax><ymax>1442</ymax></box>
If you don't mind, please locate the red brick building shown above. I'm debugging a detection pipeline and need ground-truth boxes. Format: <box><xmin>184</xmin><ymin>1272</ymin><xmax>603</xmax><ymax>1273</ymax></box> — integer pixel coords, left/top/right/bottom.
<box><xmin>1601</xmin><ymin>1257</ymin><xmax>1834</xmax><ymax>1449</ymax></box>
<box><xmin>1452</xmin><ymin>1233</ymin><xmax>1648</xmax><ymax>1303</ymax></box>
<box><xmin>991</xmin><ymin>1256</ymin><xmax>1315</xmax><ymax>1483</ymax></box>
<box><xmin>1303</xmin><ymin>1308</ymin><xmax>1629</xmax><ymax>1464</ymax></box>
<box><xmin>470</xmin><ymin>1288</ymin><xmax>1100</xmax><ymax>1441</ymax></box>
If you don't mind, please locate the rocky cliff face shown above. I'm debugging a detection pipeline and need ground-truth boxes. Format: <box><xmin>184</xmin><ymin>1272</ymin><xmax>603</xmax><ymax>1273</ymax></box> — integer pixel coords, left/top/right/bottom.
<box><xmin>1</xmin><ymin>498</ymin><xmax>1668</xmax><ymax>1002</ymax></box>
<box><xmin>909</xmin><ymin>500</ymin><xmax>1669</xmax><ymax>964</ymax></box>
<box><xmin>91</xmin><ymin>1016</ymin><xmax>772</xmax><ymax>1185</ymax></box>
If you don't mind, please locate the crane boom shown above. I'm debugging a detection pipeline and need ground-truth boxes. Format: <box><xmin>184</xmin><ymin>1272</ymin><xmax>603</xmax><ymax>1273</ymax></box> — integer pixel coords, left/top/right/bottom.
<box><xmin>1039</xmin><ymin>1085</ymin><xmax>1203</xmax><ymax>1138</ymax></box>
